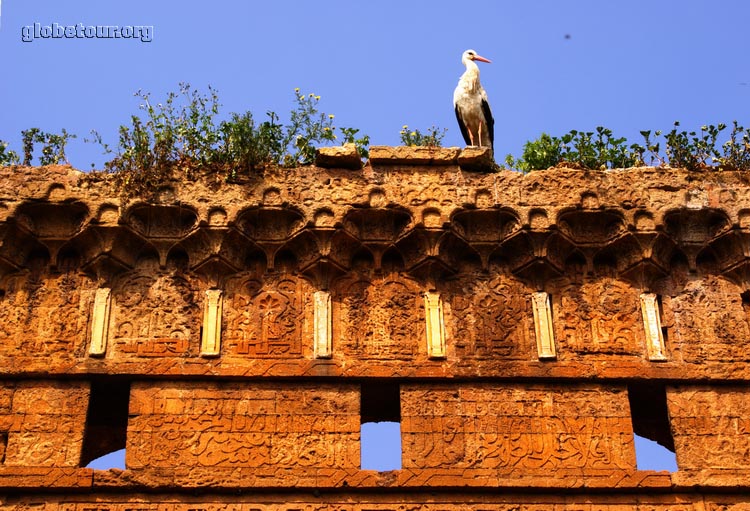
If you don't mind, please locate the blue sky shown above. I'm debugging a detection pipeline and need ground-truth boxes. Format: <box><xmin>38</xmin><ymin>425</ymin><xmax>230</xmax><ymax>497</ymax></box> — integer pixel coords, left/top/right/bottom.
<box><xmin>2</xmin><ymin>1</ymin><xmax>749</xmax><ymax>169</ymax></box>
<box><xmin>2</xmin><ymin>1</ymin><xmax>724</xmax><ymax>472</ymax></box>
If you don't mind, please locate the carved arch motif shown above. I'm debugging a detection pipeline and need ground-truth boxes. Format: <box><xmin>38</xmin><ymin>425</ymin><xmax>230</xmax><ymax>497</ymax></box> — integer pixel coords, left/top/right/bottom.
<box><xmin>222</xmin><ymin>273</ymin><xmax>310</xmax><ymax>358</ymax></box>
<box><xmin>110</xmin><ymin>270</ymin><xmax>201</xmax><ymax>358</ymax></box>
<box><xmin>334</xmin><ymin>272</ymin><xmax>423</xmax><ymax>360</ymax></box>
<box><xmin>446</xmin><ymin>274</ymin><xmax>533</xmax><ymax>361</ymax></box>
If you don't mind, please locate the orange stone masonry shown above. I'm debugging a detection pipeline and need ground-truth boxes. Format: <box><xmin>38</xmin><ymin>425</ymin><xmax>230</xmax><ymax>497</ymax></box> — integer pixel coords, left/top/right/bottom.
<box><xmin>0</xmin><ymin>146</ymin><xmax>749</xmax><ymax>508</ymax></box>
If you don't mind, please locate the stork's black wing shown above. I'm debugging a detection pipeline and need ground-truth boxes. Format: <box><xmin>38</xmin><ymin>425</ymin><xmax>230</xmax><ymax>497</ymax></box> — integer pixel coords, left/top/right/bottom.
<box><xmin>481</xmin><ymin>98</ymin><xmax>494</xmax><ymax>151</ymax></box>
<box><xmin>454</xmin><ymin>105</ymin><xmax>472</xmax><ymax>146</ymax></box>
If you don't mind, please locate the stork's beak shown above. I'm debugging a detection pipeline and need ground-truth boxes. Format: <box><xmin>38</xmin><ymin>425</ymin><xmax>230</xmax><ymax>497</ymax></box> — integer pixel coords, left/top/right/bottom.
<box><xmin>473</xmin><ymin>55</ymin><xmax>492</xmax><ymax>64</ymax></box>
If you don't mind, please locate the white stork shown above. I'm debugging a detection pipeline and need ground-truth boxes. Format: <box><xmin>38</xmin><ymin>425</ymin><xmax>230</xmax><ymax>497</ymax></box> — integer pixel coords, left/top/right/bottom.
<box><xmin>453</xmin><ymin>49</ymin><xmax>494</xmax><ymax>150</ymax></box>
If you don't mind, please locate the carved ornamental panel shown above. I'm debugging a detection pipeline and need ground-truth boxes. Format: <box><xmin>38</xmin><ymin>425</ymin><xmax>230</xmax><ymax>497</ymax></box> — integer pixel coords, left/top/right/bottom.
<box><xmin>110</xmin><ymin>270</ymin><xmax>202</xmax><ymax>358</ymax></box>
<box><xmin>445</xmin><ymin>275</ymin><xmax>534</xmax><ymax>361</ymax></box>
<box><xmin>401</xmin><ymin>384</ymin><xmax>636</xmax><ymax>473</ymax></box>
<box><xmin>127</xmin><ymin>382</ymin><xmax>360</xmax><ymax>470</ymax></box>
<box><xmin>668</xmin><ymin>386</ymin><xmax>750</xmax><ymax>470</ymax></box>
<box><xmin>222</xmin><ymin>273</ymin><xmax>312</xmax><ymax>358</ymax></box>
<box><xmin>335</xmin><ymin>273</ymin><xmax>423</xmax><ymax>361</ymax></box>
<box><xmin>555</xmin><ymin>277</ymin><xmax>643</xmax><ymax>356</ymax></box>
<box><xmin>0</xmin><ymin>272</ymin><xmax>94</xmax><ymax>358</ymax></box>
<box><xmin>669</xmin><ymin>276</ymin><xmax>750</xmax><ymax>363</ymax></box>
<box><xmin>0</xmin><ymin>381</ymin><xmax>88</xmax><ymax>467</ymax></box>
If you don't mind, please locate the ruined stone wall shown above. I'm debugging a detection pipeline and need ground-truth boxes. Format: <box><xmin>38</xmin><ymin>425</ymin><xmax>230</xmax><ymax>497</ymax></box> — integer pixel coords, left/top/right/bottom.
<box><xmin>0</xmin><ymin>147</ymin><xmax>749</xmax><ymax>508</ymax></box>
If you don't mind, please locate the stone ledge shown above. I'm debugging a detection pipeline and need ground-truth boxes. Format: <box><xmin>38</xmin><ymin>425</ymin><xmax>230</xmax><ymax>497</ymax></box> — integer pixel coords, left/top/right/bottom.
<box><xmin>0</xmin><ymin>466</ymin><xmax>676</xmax><ymax>490</ymax></box>
<box><xmin>458</xmin><ymin>146</ymin><xmax>497</xmax><ymax>172</ymax></box>
<box><xmin>369</xmin><ymin>146</ymin><xmax>461</xmax><ymax>166</ymax></box>
<box><xmin>4</xmin><ymin>493</ymin><xmax>750</xmax><ymax>509</ymax></box>
<box><xmin>0</xmin><ymin>356</ymin><xmax>749</xmax><ymax>381</ymax></box>
<box><xmin>315</xmin><ymin>143</ymin><xmax>363</xmax><ymax>170</ymax></box>
<box><xmin>368</xmin><ymin>146</ymin><xmax>495</xmax><ymax>172</ymax></box>
<box><xmin>0</xmin><ymin>467</ymin><xmax>93</xmax><ymax>487</ymax></box>
<box><xmin>672</xmin><ymin>469</ymin><xmax>750</xmax><ymax>488</ymax></box>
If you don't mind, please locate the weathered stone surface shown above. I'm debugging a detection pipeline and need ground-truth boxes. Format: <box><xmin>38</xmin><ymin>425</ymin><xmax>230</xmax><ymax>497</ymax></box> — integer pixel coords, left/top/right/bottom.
<box><xmin>315</xmin><ymin>143</ymin><xmax>363</xmax><ymax>169</ymax></box>
<box><xmin>0</xmin><ymin>160</ymin><xmax>748</xmax><ymax>504</ymax></box>
<box><xmin>402</xmin><ymin>384</ymin><xmax>636</xmax><ymax>474</ymax></box>
<box><xmin>0</xmin><ymin>381</ymin><xmax>89</xmax><ymax>468</ymax></box>
<box><xmin>668</xmin><ymin>386</ymin><xmax>750</xmax><ymax>473</ymax></box>
<box><xmin>127</xmin><ymin>382</ymin><xmax>360</xmax><ymax>472</ymax></box>
<box><xmin>458</xmin><ymin>146</ymin><xmax>496</xmax><ymax>172</ymax></box>
<box><xmin>369</xmin><ymin>145</ymin><xmax>461</xmax><ymax>165</ymax></box>
<box><xmin>4</xmin><ymin>493</ymin><xmax>750</xmax><ymax>509</ymax></box>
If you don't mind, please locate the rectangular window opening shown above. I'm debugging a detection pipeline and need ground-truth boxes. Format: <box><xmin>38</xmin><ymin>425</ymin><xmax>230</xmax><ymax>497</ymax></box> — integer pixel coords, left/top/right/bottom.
<box><xmin>80</xmin><ymin>378</ymin><xmax>130</xmax><ymax>469</ymax></box>
<box><xmin>360</xmin><ymin>381</ymin><xmax>401</xmax><ymax>471</ymax></box>
<box><xmin>741</xmin><ymin>290</ymin><xmax>750</xmax><ymax>320</ymax></box>
<box><xmin>628</xmin><ymin>382</ymin><xmax>677</xmax><ymax>472</ymax></box>
<box><xmin>657</xmin><ymin>295</ymin><xmax>669</xmax><ymax>345</ymax></box>
<box><xmin>0</xmin><ymin>432</ymin><xmax>7</xmax><ymax>464</ymax></box>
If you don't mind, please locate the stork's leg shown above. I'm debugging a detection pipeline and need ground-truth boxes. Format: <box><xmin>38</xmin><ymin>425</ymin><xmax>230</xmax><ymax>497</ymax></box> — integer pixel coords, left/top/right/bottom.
<box><xmin>478</xmin><ymin>122</ymin><xmax>484</xmax><ymax>147</ymax></box>
<box><xmin>468</xmin><ymin>130</ymin><xmax>475</xmax><ymax>146</ymax></box>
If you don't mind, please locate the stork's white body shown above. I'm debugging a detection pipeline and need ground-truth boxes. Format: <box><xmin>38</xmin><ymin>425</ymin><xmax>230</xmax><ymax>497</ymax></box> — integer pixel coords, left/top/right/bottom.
<box><xmin>453</xmin><ymin>49</ymin><xmax>494</xmax><ymax>150</ymax></box>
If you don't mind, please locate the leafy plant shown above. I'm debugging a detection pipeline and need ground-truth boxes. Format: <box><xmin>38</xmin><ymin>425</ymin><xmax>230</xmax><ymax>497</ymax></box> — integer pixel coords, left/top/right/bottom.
<box><xmin>0</xmin><ymin>141</ymin><xmax>20</xmax><ymax>166</ymax></box>
<box><xmin>506</xmin><ymin>122</ymin><xmax>750</xmax><ymax>172</ymax></box>
<box><xmin>280</xmin><ymin>90</ymin><xmax>337</xmax><ymax>166</ymax></box>
<box><xmin>90</xmin><ymin>84</ymin><xmax>368</xmax><ymax>197</ymax></box>
<box><xmin>20</xmin><ymin>128</ymin><xmax>76</xmax><ymax>165</ymax></box>
<box><xmin>636</xmin><ymin>122</ymin><xmax>750</xmax><ymax>171</ymax></box>
<box><xmin>506</xmin><ymin>127</ymin><xmax>642</xmax><ymax>172</ymax></box>
<box><xmin>716</xmin><ymin>121</ymin><xmax>750</xmax><ymax>170</ymax></box>
<box><xmin>214</xmin><ymin>111</ymin><xmax>282</xmax><ymax>179</ymax></box>
<box><xmin>658</xmin><ymin>122</ymin><xmax>723</xmax><ymax>171</ymax></box>
<box><xmin>21</xmin><ymin>128</ymin><xmax>39</xmax><ymax>165</ymax></box>
<box><xmin>399</xmin><ymin>125</ymin><xmax>447</xmax><ymax>147</ymax></box>
<box><xmin>561</xmin><ymin>127</ymin><xmax>640</xmax><ymax>169</ymax></box>
<box><xmin>339</xmin><ymin>127</ymin><xmax>370</xmax><ymax>159</ymax></box>
<box><xmin>505</xmin><ymin>133</ymin><xmax>562</xmax><ymax>172</ymax></box>
<box><xmin>637</xmin><ymin>129</ymin><xmax>662</xmax><ymax>166</ymax></box>
<box><xmin>87</xmin><ymin>83</ymin><xmax>223</xmax><ymax>197</ymax></box>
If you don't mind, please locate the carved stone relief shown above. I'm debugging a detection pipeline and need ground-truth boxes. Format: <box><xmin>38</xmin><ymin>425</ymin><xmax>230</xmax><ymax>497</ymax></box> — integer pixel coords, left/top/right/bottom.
<box><xmin>401</xmin><ymin>384</ymin><xmax>635</xmax><ymax>472</ymax></box>
<box><xmin>668</xmin><ymin>386</ymin><xmax>750</xmax><ymax>470</ymax></box>
<box><xmin>555</xmin><ymin>277</ymin><xmax>643</xmax><ymax>356</ymax></box>
<box><xmin>1</xmin><ymin>163</ymin><xmax>750</xmax><ymax>500</ymax></box>
<box><xmin>222</xmin><ymin>273</ymin><xmax>311</xmax><ymax>358</ymax></box>
<box><xmin>445</xmin><ymin>275</ymin><xmax>533</xmax><ymax>361</ymax></box>
<box><xmin>0</xmin><ymin>271</ymin><xmax>94</xmax><ymax>358</ymax></box>
<box><xmin>669</xmin><ymin>276</ymin><xmax>750</xmax><ymax>363</ymax></box>
<box><xmin>335</xmin><ymin>273</ymin><xmax>423</xmax><ymax>360</ymax></box>
<box><xmin>110</xmin><ymin>270</ymin><xmax>202</xmax><ymax>358</ymax></box>
<box><xmin>1</xmin><ymin>381</ymin><xmax>88</xmax><ymax>467</ymax></box>
<box><xmin>127</xmin><ymin>382</ymin><xmax>360</xmax><ymax>470</ymax></box>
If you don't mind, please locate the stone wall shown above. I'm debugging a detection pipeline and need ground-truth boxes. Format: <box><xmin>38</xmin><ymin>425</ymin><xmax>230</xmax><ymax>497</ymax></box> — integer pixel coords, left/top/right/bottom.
<box><xmin>0</xmin><ymin>147</ymin><xmax>748</xmax><ymax>507</ymax></box>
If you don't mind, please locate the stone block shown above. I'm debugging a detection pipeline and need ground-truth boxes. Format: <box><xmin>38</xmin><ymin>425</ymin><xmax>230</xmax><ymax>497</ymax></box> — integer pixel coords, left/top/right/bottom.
<box><xmin>315</xmin><ymin>143</ymin><xmax>363</xmax><ymax>169</ymax></box>
<box><xmin>458</xmin><ymin>146</ymin><xmax>496</xmax><ymax>172</ymax></box>
<box><xmin>369</xmin><ymin>145</ymin><xmax>460</xmax><ymax>165</ymax></box>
